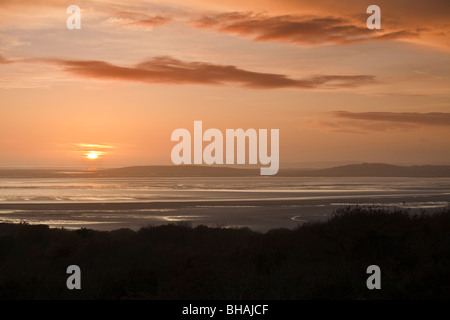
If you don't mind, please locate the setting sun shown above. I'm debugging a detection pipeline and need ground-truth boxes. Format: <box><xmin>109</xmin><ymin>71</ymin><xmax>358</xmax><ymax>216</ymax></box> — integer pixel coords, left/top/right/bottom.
<box><xmin>86</xmin><ymin>151</ymin><xmax>100</xmax><ymax>160</ymax></box>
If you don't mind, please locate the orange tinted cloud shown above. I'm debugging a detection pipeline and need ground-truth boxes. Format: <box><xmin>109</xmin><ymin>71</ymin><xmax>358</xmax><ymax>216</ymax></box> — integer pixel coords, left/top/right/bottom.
<box><xmin>306</xmin><ymin>111</ymin><xmax>450</xmax><ymax>134</ymax></box>
<box><xmin>191</xmin><ymin>12</ymin><xmax>418</xmax><ymax>46</ymax></box>
<box><xmin>0</xmin><ymin>0</ymin><xmax>70</xmax><ymax>6</ymax></box>
<box><xmin>0</xmin><ymin>55</ymin><xmax>11</xmax><ymax>64</ymax></box>
<box><xmin>105</xmin><ymin>12</ymin><xmax>171</xmax><ymax>29</ymax></box>
<box><xmin>40</xmin><ymin>56</ymin><xmax>375</xmax><ymax>89</ymax></box>
<box><xmin>75</xmin><ymin>143</ymin><xmax>115</xmax><ymax>149</ymax></box>
<box><xmin>333</xmin><ymin>111</ymin><xmax>450</xmax><ymax>127</ymax></box>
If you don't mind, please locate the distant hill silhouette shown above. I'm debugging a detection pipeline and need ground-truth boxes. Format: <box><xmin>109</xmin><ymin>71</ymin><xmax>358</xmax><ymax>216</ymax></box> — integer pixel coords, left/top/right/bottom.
<box><xmin>98</xmin><ymin>165</ymin><xmax>259</xmax><ymax>177</ymax></box>
<box><xmin>1</xmin><ymin>163</ymin><xmax>450</xmax><ymax>178</ymax></box>
<box><xmin>280</xmin><ymin>163</ymin><xmax>450</xmax><ymax>177</ymax></box>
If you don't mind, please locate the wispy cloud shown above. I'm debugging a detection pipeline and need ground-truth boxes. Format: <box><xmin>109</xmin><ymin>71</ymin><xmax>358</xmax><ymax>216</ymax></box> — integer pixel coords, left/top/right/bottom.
<box><xmin>191</xmin><ymin>12</ymin><xmax>418</xmax><ymax>46</ymax></box>
<box><xmin>75</xmin><ymin>143</ymin><xmax>115</xmax><ymax>149</ymax></box>
<box><xmin>37</xmin><ymin>56</ymin><xmax>375</xmax><ymax>89</ymax></box>
<box><xmin>333</xmin><ymin>111</ymin><xmax>450</xmax><ymax>127</ymax></box>
<box><xmin>104</xmin><ymin>11</ymin><xmax>171</xmax><ymax>30</ymax></box>
<box><xmin>305</xmin><ymin>111</ymin><xmax>450</xmax><ymax>134</ymax></box>
<box><xmin>0</xmin><ymin>55</ymin><xmax>12</xmax><ymax>64</ymax></box>
<box><xmin>73</xmin><ymin>143</ymin><xmax>115</xmax><ymax>158</ymax></box>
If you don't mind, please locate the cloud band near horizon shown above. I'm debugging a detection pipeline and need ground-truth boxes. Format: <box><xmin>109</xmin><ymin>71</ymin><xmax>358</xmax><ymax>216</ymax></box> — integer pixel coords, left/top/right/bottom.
<box><xmin>333</xmin><ymin>111</ymin><xmax>450</xmax><ymax>127</ymax></box>
<box><xmin>305</xmin><ymin>111</ymin><xmax>450</xmax><ymax>134</ymax></box>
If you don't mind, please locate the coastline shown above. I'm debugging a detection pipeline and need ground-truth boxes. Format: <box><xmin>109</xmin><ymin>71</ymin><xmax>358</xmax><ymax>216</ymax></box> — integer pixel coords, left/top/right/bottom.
<box><xmin>1</xmin><ymin>193</ymin><xmax>448</xmax><ymax>231</ymax></box>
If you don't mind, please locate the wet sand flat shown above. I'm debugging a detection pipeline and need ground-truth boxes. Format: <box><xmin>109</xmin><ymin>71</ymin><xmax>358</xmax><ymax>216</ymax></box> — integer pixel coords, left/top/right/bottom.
<box><xmin>1</xmin><ymin>193</ymin><xmax>448</xmax><ymax>231</ymax></box>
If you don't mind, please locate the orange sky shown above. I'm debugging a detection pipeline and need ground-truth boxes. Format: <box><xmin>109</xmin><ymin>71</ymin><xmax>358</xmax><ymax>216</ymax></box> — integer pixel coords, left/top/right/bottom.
<box><xmin>0</xmin><ymin>0</ymin><xmax>449</xmax><ymax>167</ymax></box>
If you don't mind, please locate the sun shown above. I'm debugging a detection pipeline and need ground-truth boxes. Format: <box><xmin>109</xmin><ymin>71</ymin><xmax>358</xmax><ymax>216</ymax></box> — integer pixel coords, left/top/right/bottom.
<box><xmin>86</xmin><ymin>151</ymin><xmax>100</xmax><ymax>160</ymax></box>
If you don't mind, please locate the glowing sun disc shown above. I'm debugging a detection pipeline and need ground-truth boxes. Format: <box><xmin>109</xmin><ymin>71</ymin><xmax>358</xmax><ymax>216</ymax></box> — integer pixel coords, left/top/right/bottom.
<box><xmin>87</xmin><ymin>152</ymin><xmax>99</xmax><ymax>159</ymax></box>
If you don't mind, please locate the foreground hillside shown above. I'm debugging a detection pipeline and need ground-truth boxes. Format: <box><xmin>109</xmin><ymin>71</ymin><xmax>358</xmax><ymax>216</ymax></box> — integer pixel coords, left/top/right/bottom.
<box><xmin>0</xmin><ymin>206</ymin><xmax>449</xmax><ymax>299</ymax></box>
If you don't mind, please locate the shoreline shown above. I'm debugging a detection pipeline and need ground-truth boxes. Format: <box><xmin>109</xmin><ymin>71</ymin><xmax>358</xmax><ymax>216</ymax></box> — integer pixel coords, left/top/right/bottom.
<box><xmin>0</xmin><ymin>194</ymin><xmax>448</xmax><ymax>232</ymax></box>
<box><xmin>1</xmin><ymin>192</ymin><xmax>448</xmax><ymax>210</ymax></box>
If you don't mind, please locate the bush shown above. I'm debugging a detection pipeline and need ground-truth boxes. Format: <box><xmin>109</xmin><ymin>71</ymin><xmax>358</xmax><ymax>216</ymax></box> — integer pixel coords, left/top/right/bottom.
<box><xmin>0</xmin><ymin>206</ymin><xmax>449</xmax><ymax>299</ymax></box>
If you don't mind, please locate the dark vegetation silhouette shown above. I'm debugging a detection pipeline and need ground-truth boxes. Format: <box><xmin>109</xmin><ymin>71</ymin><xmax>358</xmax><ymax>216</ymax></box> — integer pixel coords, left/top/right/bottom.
<box><xmin>0</xmin><ymin>206</ymin><xmax>449</xmax><ymax>299</ymax></box>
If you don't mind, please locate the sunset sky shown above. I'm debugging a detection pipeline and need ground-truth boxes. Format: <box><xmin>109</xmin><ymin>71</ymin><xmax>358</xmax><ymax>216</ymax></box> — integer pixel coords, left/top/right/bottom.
<box><xmin>1</xmin><ymin>0</ymin><xmax>449</xmax><ymax>168</ymax></box>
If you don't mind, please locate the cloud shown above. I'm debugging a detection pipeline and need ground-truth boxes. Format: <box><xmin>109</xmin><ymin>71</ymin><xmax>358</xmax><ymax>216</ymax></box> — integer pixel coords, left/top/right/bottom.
<box><xmin>40</xmin><ymin>56</ymin><xmax>375</xmax><ymax>89</ymax></box>
<box><xmin>75</xmin><ymin>143</ymin><xmax>115</xmax><ymax>149</ymax></box>
<box><xmin>0</xmin><ymin>0</ymin><xmax>70</xmax><ymax>6</ymax></box>
<box><xmin>333</xmin><ymin>111</ymin><xmax>450</xmax><ymax>127</ymax></box>
<box><xmin>72</xmin><ymin>143</ymin><xmax>115</xmax><ymax>158</ymax></box>
<box><xmin>191</xmin><ymin>12</ymin><xmax>418</xmax><ymax>46</ymax></box>
<box><xmin>186</xmin><ymin>0</ymin><xmax>450</xmax><ymax>45</ymax></box>
<box><xmin>305</xmin><ymin>111</ymin><xmax>450</xmax><ymax>134</ymax></box>
<box><xmin>0</xmin><ymin>55</ymin><xmax>12</xmax><ymax>64</ymax></box>
<box><xmin>104</xmin><ymin>12</ymin><xmax>171</xmax><ymax>29</ymax></box>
